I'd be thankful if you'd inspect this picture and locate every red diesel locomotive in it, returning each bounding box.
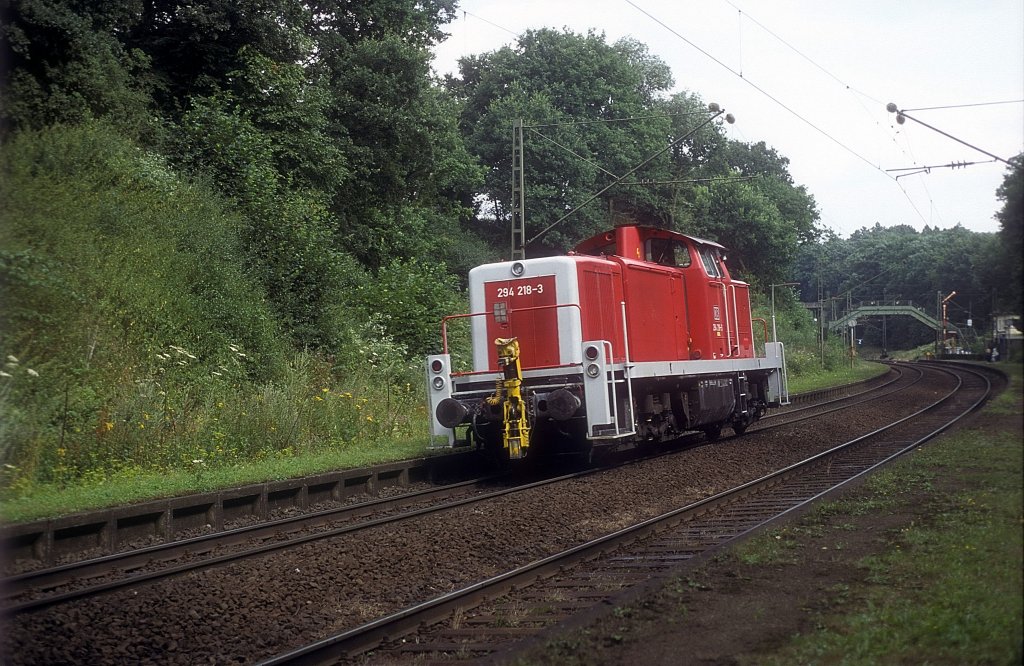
[425,224,789,460]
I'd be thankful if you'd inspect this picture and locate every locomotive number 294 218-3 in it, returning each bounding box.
[495,283,545,298]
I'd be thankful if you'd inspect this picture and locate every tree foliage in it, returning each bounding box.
[994,154,1023,313]
[450,28,819,279]
[794,223,1003,349]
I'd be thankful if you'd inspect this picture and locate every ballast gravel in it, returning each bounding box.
[4,375,951,664]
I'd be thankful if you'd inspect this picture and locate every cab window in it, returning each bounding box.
[645,238,692,268]
[699,247,722,278]
[582,242,616,257]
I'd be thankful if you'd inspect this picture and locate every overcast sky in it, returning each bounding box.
[430,0,1024,238]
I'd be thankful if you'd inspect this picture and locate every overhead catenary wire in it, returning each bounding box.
[722,0,886,107]
[886,158,999,180]
[524,110,709,129]
[902,100,1024,113]
[527,107,732,245]
[458,10,519,37]
[624,0,931,225]
[623,1,892,177]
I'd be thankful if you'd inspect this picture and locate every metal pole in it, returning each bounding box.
[770,282,799,344]
[511,119,526,260]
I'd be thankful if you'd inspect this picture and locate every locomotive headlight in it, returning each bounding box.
[511,261,525,276]
[584,345,600,361]
[430,359,444,373]
[586,363,601,379]
[431,376,445,390]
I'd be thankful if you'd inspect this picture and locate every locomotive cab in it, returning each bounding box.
[426,225,788,461]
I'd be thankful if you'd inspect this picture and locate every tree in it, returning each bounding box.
[994,154,1023,312]
[452,28,677,253]
[0,0,153,135]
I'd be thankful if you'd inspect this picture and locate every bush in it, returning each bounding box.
[0,122,446,499]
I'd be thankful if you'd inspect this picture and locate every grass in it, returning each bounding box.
[786,358,890,394]
[0,434,435,523]
[756,360,1024,665]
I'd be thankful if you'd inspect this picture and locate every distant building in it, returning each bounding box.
[992,314,1022,361]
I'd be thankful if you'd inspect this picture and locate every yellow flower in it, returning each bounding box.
[322,387,330,393]
[366,415,374,422]
[314,396,323,401]
[104,421,115,431]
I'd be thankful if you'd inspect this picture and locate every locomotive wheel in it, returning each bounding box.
[731,415,753,435]
[702,423,723,441]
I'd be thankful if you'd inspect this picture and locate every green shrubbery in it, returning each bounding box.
[750,287,852,377]
[0,122,446,500]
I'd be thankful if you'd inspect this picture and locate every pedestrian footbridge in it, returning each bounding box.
[828,304,958,336]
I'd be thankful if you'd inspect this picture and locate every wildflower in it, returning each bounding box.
[6,355,18,364]
[314,396,323,402]
[366,415,374,422]
[26,368,39,377]
[322,387,329,393]
[104,422,115,431]
[0,371,11,378]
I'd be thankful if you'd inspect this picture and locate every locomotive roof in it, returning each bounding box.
[574,225,727,254]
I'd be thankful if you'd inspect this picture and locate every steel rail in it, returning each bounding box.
[256,363,991,664]
[4,467,604,615]
[4,442,696,616]
[752,362,919,430]
[2,474,502,602]
[2,363,915,611]
[2,364,895,573]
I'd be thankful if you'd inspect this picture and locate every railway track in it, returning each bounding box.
[257,362,995,665]
[1,366,898,577]
[1,366,907,613]
[2,362,999,663]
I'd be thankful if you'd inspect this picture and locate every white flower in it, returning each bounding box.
[0,371,11,378]
[26,368,39,377]
[6,355,18,364]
